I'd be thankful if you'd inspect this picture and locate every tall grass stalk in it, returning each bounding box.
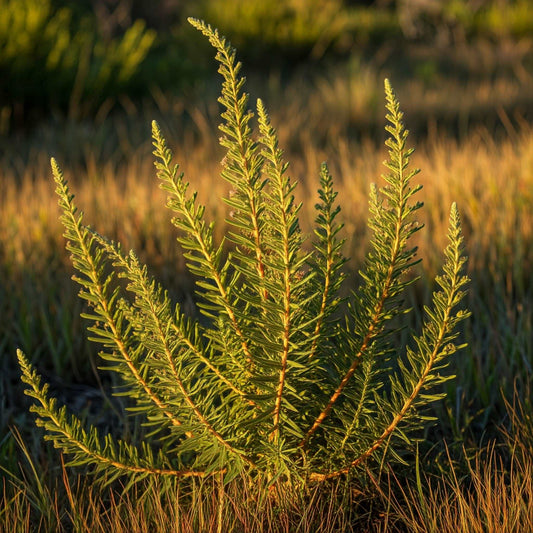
[0,462,381,532]
[387,441,533,532]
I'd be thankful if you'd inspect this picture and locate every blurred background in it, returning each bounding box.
[1,0,533,474]
[2,0,533,135]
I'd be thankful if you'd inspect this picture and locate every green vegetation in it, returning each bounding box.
[18,18,469,489]
[2,0,533,130]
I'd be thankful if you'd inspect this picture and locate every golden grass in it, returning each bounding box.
[0,462,369,532]
[2,111,532,283]
[385,446,533,532]
[386,397,533,533]
[3,410,533,532]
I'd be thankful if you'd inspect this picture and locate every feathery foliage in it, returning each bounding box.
[18,18,469,487]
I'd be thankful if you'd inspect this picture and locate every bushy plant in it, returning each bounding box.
[17,18,469,487]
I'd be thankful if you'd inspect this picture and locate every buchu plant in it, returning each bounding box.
[18,18,469,487]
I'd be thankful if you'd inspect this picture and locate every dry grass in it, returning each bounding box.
[2,399,532,532]
[386,447,533,532]
[385,392,533,533]
[0,460,376,532]
[3,110,532,277]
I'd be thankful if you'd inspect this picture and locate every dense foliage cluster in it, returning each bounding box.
[18,19,469,487]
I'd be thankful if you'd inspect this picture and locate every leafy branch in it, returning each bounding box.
[18,19,469,488]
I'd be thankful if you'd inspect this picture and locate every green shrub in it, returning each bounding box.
[196,0,347,59]
[0,0,155,122]
[17,19,469,487]
[193,0,402,61]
